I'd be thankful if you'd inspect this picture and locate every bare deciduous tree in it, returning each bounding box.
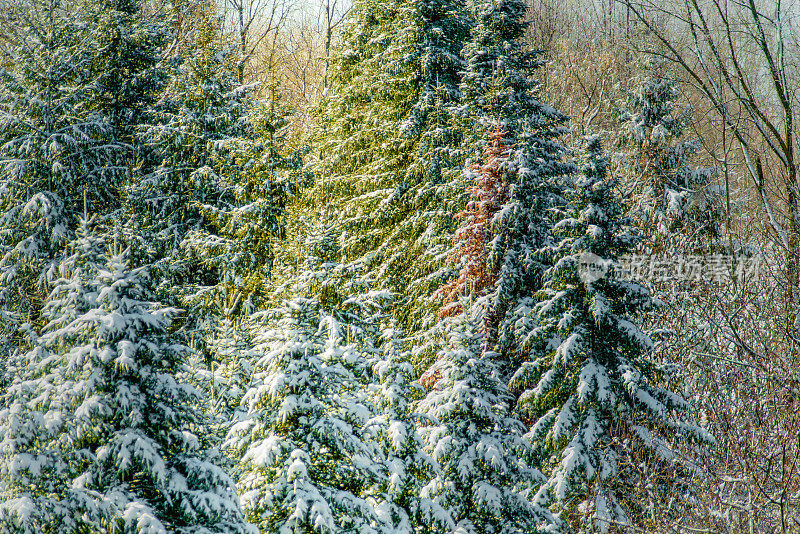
[222,0,294,83]
[622,0,800,308]
[617,2,800,531]
[317,0,350,91]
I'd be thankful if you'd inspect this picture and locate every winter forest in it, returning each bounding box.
[0,0,798,531]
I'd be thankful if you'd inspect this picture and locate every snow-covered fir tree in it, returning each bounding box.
[418,310,560,534]
[512,136,714,532]
[38,215,107,342]
[128,1,298,402]
[0,0,129,340]
[182,97,299,316]
[182,314,253,461]
[0,214,105,404]
[226,305,384,533]
[0,230,253,533]
[454,0,572,371]
[459,0,559,152]
[177,95,298,430]
[85,0,167,148]
[131,0,254,296]
[0,218,110,531]
[205,316,253,414]
[368,325,453,533]
[618,57,722,253]
[226,224,393,533]
[311,0,471,345]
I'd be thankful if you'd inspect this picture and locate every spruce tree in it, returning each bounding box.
[181,313,253,464]
[0,0,166,366]
[131,0,253,294]
[459,0,562,153]
[0,230,253,533]
[226,224,390,533]
[454,0,571,370]
[0,0,126,335]
[418,312,560,534]
[310,0,471,343]
[0,217,106,533]
[177,97,298,431]
[181,98,298,316]
[618,57,722,253]
[512,136,713,532]
[85,0,167,148]
[368,326,453,533]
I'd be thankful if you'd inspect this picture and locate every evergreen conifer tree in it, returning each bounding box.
[453,0,571,370]
[226,224,391,533]
[618,58,722,253]
[182,98,299,316]
[177,98,298,427]
[130,1,299,383]
[368,325,453,533]
[0,0,166,365]
[131,0,254,293]
[0,0,126,336]
[0,230,253,533]
[310,0,471,342]
[181,314,253,462]
[86,0,167,148]
[512,136,713,531]
[418,312,560,534]
[459,0,560,153]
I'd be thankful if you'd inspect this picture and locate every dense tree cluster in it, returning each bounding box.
[2,0,749,532]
